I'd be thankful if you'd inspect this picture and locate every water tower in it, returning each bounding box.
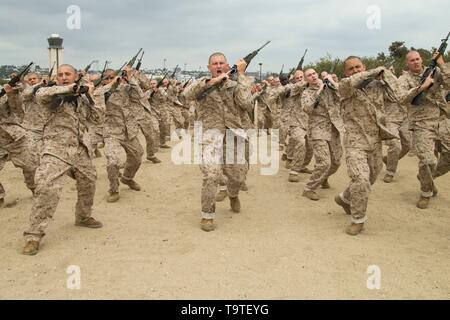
[47,34,64,77]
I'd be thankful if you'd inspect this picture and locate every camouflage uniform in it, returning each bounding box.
[302,81,343,191]
[398,63,450,197]
[104,77,144,194]
[148,87,170,145]
[184,74,253,219]
[166,80,185,132]
[383,71,411,178]
[0,90,38,195]
[285,81,313,175]
[22,83,48,157]
[435,99,450,178]
[23,84,102,242]
[337,67,398,224]
[132,73,160,159]
[252,88,272,130]
[266,85,285,144]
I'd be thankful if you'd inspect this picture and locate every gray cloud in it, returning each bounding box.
[0,0,449,73]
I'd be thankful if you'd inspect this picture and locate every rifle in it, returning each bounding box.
[279,64,284,77]
[197,40,271,101]
[296,49,308,71]
[93,61,109,87]
[446,92,450,103]
[0,62,34,98]
[72,61,96,105]
[182,77,193,89]
[150,71,170,98]
[120,48,143,77]
[411,31,450,106]
[135,51,145,71]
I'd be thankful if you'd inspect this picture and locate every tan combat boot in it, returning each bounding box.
[200,218,215,232]
[147,156,162,164]
[346,223,364,236]
[120,178,141,191]
[215,190,228,202]
[23,240,40,255]
[107,192,120,203]
[288,173,300,183]
[321,179,330,189]
[416,196,430,209]
[75,217,103,228]
[334,194,351,215]
[229,196,241,213]
[302,190,319,201]
[383,174,393,183]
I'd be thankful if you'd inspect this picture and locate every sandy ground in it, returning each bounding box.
[0,135,449,300]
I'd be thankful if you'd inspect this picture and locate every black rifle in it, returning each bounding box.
[150,71,170,98]
[182,77,193,89]
[0,62,34,97]
[120,48,143,77]
[279,64,284,77]
[93,61,109,87]
[135,51,145,71]
[411,31,450,106]
[296,49,308,71]
[197,41,271,101]
[446,92,450,103]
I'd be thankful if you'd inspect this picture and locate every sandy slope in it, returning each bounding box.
[0,136,449,299]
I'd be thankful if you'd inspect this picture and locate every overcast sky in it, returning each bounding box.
[0,0,449,73]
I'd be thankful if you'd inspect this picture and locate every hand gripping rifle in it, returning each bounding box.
[411,31,450,106]
[0,62,34,97]
[196,41,271,101]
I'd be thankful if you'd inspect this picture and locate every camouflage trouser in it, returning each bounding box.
[27,131,44,159]
[339,144,383,224]
[23,148,96,242]
[271,110,282,143]
[434,117,450,179]
[104,136,143,193]
[257,107,271,130]
[170,106,185,130]
[139,112,160,158]
[412,129,438,197]
[288,126,313,174]
[384,121,411,177]
[305,133,342,192]
[200,134,248,219]
[0,136,38,194]
[181,108,190,130]
[279,109,290,146]
[159,107,171,145]
[0,149,7,200]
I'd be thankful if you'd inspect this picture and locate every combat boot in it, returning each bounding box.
[0,198,4,208]
[302,190,319,201]
[75,217,103,228]
[383,174,393,183]
[240,181,248,191]
[335,194,351,215]
[23,240,40,255]
[107,192,120,203]
[200,218,215,232]
[147,156,162,164]
[120,178,141,191]
[230,196,241,213]
[281,153,287,161]
[288,173,300,183]
[346,223,364,236]
[215,190,228,202]
[321,179,330,189]
[416,196,430,209]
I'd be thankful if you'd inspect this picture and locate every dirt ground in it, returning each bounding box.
[0,135,449,300]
